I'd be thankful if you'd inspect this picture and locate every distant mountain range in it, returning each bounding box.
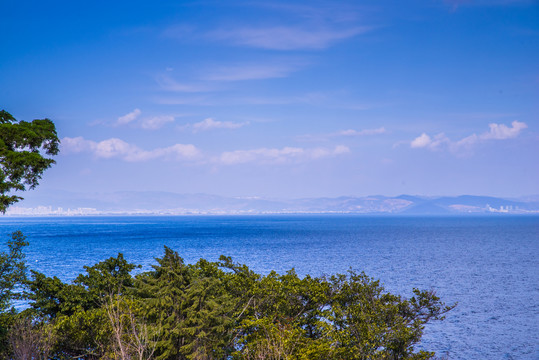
[5,191,539,216]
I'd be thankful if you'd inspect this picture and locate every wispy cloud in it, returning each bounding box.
[61,136,349,166]
[217,145,349,165]
[112,109,176,130]
[336,127,386,136]
[254,2,363,23]
[444,0,534,10]
[61,137,200,162]
[116,109,141,126]
[140,115,175,130]
[155,74,214,92]
[202,63,301,81]
[153,96,210,105]
[208,26,371,50]
[161,24,196,39]
[410,121,528,153]
[452,112,519,120]
[162,1,369,50]
[181,118,249,133]
[298,127,386,141]
[154,61,303,103]
[236,93,328,105]
[152,92,326,107]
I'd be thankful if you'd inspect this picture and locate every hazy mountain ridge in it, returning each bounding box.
[5,191,539,216]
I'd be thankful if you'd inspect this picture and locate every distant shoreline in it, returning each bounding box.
[8,193,539,217]
[2,212,539,218]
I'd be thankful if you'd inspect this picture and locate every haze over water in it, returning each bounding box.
[1,215,537,359]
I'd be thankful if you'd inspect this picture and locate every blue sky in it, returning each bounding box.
[1,0,538,199]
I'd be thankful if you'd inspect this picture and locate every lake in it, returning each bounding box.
[0,215,537,359]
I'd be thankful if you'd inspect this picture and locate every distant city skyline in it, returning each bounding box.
[1,0,538,200]
[5,190,539,216]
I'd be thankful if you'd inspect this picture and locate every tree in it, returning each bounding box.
[0,109,59,311]
[135,248,241,360]
[325,271,455,359]
[232,269,455,360]
[8,315,55,360]
[0,109,60,213]
[0,231,28,313]
[0,108,59,358]
[105,294,159,360]
[0,231,29,353]
[26,249,455,359]
[27,254,140,359]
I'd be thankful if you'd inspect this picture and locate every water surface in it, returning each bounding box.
[0,215,537,359]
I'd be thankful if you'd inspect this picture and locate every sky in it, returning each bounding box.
[1,0,538,200]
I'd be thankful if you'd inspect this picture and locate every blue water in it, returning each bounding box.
[0,215,537,359]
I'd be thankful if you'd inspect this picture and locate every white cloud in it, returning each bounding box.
[410,133,432,148]
[411,133,451,149]
[410,133,449,150]
[61,136,95,153]
[62,137,349,166]
[117,109,141,126]
[191,118,249,132]
[61,137,200,162]
[94,138,137,159]
[480,120,527,140]
[218,145,349,165]
[410,121,528,153]
[209,26,370,50]
[140,115,175,130]
[113,109,176,130]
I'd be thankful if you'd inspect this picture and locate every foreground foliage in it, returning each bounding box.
[0,245,455,360]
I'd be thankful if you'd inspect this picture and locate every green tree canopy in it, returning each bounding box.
[24,248,455,360]
[0,109,59,213]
